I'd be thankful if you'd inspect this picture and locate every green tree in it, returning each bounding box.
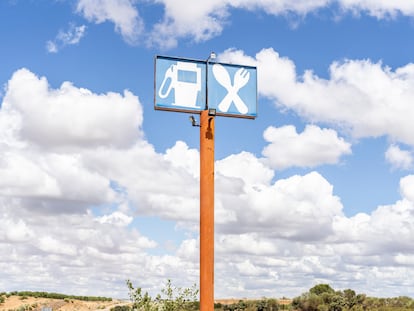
[309,284,335,296]
[328,294,346,311]
[292,293,322,311]
[256,298,279,311]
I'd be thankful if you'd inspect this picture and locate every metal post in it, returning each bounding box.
[200,109,215,311]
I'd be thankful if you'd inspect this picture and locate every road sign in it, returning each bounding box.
[207,62,257,119]
[154,55,257,118]
[155,56,206,113]
[154,54,257,311]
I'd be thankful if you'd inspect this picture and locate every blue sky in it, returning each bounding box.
[1,0,414,300]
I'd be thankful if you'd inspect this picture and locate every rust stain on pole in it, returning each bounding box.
[200,109,215,311]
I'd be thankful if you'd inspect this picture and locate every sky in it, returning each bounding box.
[1,0,414,300]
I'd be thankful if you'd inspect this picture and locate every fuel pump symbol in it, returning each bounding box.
[159,61,201,108]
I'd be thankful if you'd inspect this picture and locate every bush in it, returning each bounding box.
[111,306,132,311]
[127,279,199,311]
[292,284,414,311]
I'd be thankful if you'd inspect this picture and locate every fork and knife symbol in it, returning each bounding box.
[212,64,250,114]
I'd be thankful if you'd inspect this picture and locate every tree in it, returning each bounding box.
[292,293,322,311]
[309,284,335,296]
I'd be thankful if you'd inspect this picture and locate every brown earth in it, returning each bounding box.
[1,296,292,310]
[0,295,131,311]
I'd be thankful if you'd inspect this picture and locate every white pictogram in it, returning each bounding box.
[159,61,201,108]
[212,63,250,114]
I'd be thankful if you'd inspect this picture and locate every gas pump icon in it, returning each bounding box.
[159,61,201,108]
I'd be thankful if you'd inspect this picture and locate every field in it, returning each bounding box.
[0,295,130,311]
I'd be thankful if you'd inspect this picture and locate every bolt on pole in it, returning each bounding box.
[200,109,215,311]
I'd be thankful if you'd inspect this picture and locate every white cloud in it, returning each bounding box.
[2,67,414,298]
[219,48,414,147]
[339,0,414,18]
[400,175,414,202]
[216,151,274,187]
[3,68,143,149]
[262,125,351,169]
[76,0,143,45]
[146,1,414,49]
[164,141,199,178]
[44,1,414,50]
[217,233,278,256]
[1,217,33,242]
[149,0,227,49]
[148,0,331,49]
[46,24,86,53]
[333,198,414,256]
[385,144,413,170]
[230,0,331,15]
[213,173,414,297]
[215,170,344,242]
[95,211,133,227]
[0,201,160,297]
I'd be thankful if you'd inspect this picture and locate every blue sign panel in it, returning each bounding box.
[207,62,257,118]
[155,55,257,118]
[155,56,206,113]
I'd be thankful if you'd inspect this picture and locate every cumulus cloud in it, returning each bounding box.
[400,175,414,202]
[0,74,195,293]
[214,168,344,242]
[164,141,199,178]
[216,151,274,187]
[2,68,143,149]
[76,0,143,45]
[219,48,414,147]
[2,67,414,298]
[385,144,413,170]
[46,23,86,53]
[0,68,144,214]
[0,201,160,296]
[95,211,133,227]
[147,0,414,48]
[57,1,414,49]
[213,171,414,297]
[339,0,414,18]
[149,0,228,49]
[148,0,334,49]
[262,125,351,169]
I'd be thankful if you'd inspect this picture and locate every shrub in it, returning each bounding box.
[127,279,199,311]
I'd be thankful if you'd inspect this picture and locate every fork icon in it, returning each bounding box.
[212,64,250,114]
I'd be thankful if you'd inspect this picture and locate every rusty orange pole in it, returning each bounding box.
[200,109,215,311]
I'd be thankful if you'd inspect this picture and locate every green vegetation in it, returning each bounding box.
[218,298,280,311]
[125,279,199,311]
[112,306,132,311]
[3,290,112,302]
[292,284,414,311]
[3,283,413,311]
[122,281,414,311]
[125,280,281,311]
